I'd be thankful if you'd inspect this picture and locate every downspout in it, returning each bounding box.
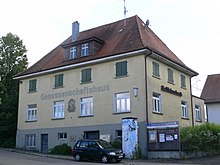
[145,51,153,123]
[190,77,195,126]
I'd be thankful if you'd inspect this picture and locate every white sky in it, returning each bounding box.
[1,0,220,96]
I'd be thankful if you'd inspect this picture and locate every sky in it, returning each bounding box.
[1,0,220,96]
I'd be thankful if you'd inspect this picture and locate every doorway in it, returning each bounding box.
[41,134,48,154]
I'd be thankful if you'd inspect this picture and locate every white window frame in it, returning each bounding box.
[80,97,93,116]
[195,105,201,121]
[152,92,162,113]
[58,132,67,140]
[69,46,76,59]
[53,101,64,119]
[26,134,36,147]
[181,101,188,118]
[115,92,131,113]
[81,43,89,56]
[26,104,37,121]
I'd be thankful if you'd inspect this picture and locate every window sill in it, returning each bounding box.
[113,111,131,115]
[28,90,37,94]
[80,81,93,85]
[52,117,65,120]
[196,119,202,123]
[152,75,161,80]
[152,111,163,115]
[181,86,187,90]
[115,75,129,79]
[54,86,64,89]
[181,117,189,120]
[167,81,175,85]
[79,115,94,118]
[25,120,37,123]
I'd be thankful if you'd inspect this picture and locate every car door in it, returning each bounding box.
[88,141,101,160]
[78,141,90,159]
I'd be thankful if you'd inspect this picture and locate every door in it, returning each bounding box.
[41,134,48,154]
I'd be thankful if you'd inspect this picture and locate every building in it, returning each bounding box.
[201,74,220,124]
[14,15,202,156]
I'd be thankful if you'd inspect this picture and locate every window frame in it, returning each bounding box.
[81,43,89,56]
[181,101,188,118]
[180,74,186,88]
[115,61,128,78]
[81,68,92,83]
[53,100,65,119]
[152,61,160,78]
[25,134,36,147]
[195,105,202,121]
[114,92,131,113]
[28,79,37,92]
[26,104,37,121]
[167,68,174,84]
[80,97,93,117]
[58,132,67,140]
[69,46,77,59]
[152,92,162,113]
[54,74,64,88]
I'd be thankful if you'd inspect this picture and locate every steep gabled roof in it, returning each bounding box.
[14,15,196,78]
[201,74,220,103]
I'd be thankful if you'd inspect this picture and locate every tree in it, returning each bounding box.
[0,33,28,147]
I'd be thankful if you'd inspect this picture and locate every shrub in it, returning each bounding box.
[112,138,122,149]
[49,143,72,156]
[181,123,220,153]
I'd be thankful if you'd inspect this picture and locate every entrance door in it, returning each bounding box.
[41,134,48,154]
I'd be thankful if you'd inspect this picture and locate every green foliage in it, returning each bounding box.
[181,123,220,152]
[131,145,142,159]
[49,143,72,156]
[0,33,28,148]
[112,138,122,149]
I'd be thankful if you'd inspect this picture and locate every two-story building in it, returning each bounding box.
[14,15,203,156]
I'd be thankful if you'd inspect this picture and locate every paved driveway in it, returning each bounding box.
[0,149,220,165]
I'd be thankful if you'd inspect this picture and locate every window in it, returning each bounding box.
[195,105,202,121]
[115,92,130,113]
[25,134,36,147]
[180,74,186,88]
[58,133,67,140]
[181,101,188,118]
[81,68,92,83]
[80,97,93,116]
[167,68,174,83]
[53,101,64,119]
[54,74,64,88]
[81,43,89,56]
[152,61,160,77]
[29,79,37,92]
[27,104,37,121]
[115,130,122,139]
[69,46,77,59]
[152,92,162,113]
[116,61,127,77]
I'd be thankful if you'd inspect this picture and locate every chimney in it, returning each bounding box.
[72,21,79,42]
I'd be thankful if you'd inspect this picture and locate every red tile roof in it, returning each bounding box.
[201,74,220,103]
[15,15,196,78]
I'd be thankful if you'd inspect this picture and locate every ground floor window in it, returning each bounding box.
[25,134,36,147]
[27,104,37,121]
[195,105,202,121]
[80,97,93,116]
[115,130,122,139]
[84,131,99,139]
[115,92,130,113]
[181,100,188,118]
[58,132,67,140]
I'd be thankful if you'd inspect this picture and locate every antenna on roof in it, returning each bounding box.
[123,0,128,28]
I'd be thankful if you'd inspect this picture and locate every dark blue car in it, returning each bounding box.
[72,139,124,163]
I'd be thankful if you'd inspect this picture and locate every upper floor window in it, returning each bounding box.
[81,43,89,56]
[181,100,188,118]
[80,97,93,116]
[152,92,162,113]
[180,74,186,88]
[53,101,64,119]
[26,104,37,121]
[195,105,202,121]
[81,68,92,83]
[152,61,160,78]
[69,46,77,59]
[29,79,37,92]
[116,61,127,77]
[25,134,36,147]
[167,68,174,83]
[54,74,64,88]
[115,92,130,113]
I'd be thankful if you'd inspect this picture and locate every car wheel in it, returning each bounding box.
[74,154,81,161]
[101,155,108,163]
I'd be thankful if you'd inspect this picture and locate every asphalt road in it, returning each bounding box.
[0,149,220,165]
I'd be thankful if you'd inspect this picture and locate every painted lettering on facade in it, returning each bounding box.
[161,85,182,97]
[41,84,110,100]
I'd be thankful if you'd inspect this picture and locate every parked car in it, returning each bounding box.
[72,139,124,163]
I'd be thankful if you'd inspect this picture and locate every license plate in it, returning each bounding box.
[118,155,123,158]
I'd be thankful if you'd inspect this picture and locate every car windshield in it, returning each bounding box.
[98,140,113,149]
